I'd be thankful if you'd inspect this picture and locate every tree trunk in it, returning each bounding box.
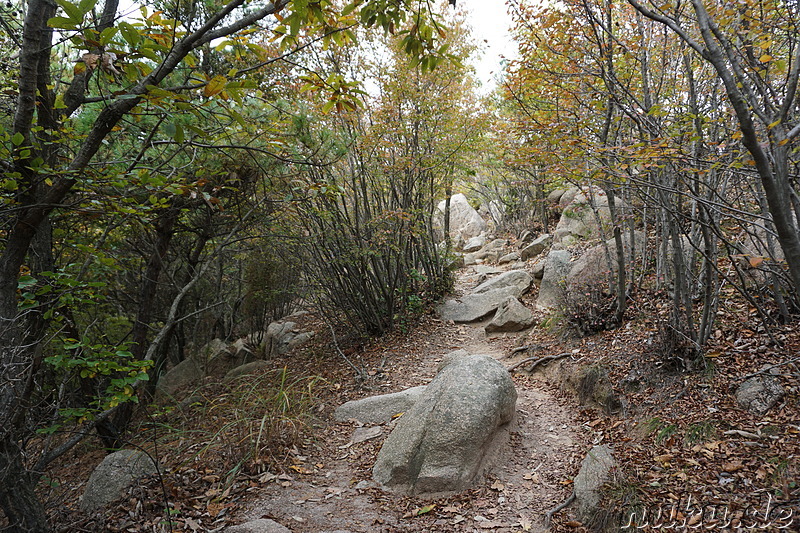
[0,438,50,532]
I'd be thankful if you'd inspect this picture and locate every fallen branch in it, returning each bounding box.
[508,352,571,373]
[545,491,576,527]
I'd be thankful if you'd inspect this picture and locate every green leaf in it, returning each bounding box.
[119,22,141,46]
[47,16,79,29]
[99,26,119,46]
[55,0,83,22]
[174,123,184,143]
[11,132,24,146]
[78,0,96,14]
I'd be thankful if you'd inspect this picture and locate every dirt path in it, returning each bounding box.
[235,266,589,533]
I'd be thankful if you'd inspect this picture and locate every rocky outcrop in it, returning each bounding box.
[485,296,534,333]
[373,354,516,497]
[463,235,487,253]
[81,450,159,512]
[565,232,644,289]
[554,187,628,246]
[334,386,427,425]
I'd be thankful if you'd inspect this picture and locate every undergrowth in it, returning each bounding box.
[144,367,320,481]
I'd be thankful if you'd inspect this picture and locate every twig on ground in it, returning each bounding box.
[736,356,800,381]
[545,491,576,527]
[508,352,571,373]
[325,320,366,382]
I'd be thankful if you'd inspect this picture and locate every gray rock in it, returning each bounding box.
[373,355,516,497]
[547,188,569,204]
[436,348,471,372]
[446,253,465,270]
[553,187,620,244]
[80,450,159,512]
[520,234,553,260]
[536,250,574,310]
[531,258,546,280]
[224,519,291,533]
[498,252,520,264]
[157,356,205,397]
[566,232,644,290]
[481,238,508,252]
[485,297,534,333]
[437,193,487,240]
[224,360,269,381]
[464,253,477,266]
[436,287,521,322]
[463,235,487,253]
[735,375,784,416]
[334,386,427,425]
[474,265,503,275]
[473,270,532,296]
[574,445,616,524]
[452,233,466,252]
[558,186,582,209]
[265,321,315,357]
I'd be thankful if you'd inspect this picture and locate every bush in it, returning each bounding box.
[561,283,619,337]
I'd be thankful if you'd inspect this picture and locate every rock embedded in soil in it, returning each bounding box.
[80,449,159,512]
[372,354,517,497]
[334,385,427,425]
[574,444,616,525]
[735,374,784,416]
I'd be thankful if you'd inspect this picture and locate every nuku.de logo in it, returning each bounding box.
[622,494,796,530]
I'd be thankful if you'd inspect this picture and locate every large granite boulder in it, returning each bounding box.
[373,354,517,497]
[436,193,487,240]
[334,386,427,425]
[473,270,532,296]
[437,270,533,322]
[536,250,574,310]
[81,449,159,512]
[485,296,534,333]
[436,288,521,322]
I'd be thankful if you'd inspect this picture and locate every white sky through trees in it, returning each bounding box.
[459,0,518,93]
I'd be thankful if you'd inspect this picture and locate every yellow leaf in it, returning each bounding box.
[778,139,790,146]
[416,504,435,515]
[759,54,773,63]
[203,75,226,97]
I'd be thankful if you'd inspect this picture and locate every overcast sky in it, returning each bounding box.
[458,0,518,93]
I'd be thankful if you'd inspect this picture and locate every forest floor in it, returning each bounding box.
[46,254,799,533]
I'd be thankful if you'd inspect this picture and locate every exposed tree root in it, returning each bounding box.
[507,352,571,373]
[544,491,576,527]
